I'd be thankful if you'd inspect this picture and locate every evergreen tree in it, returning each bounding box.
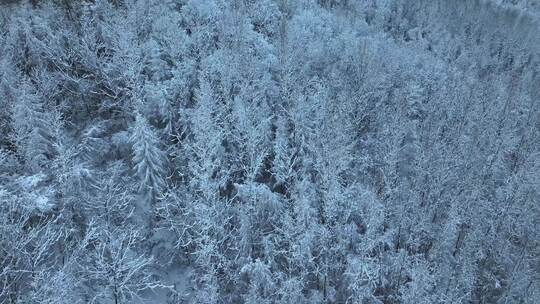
[130,113,167,203]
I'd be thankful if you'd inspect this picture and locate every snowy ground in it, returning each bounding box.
[136,266,192,304]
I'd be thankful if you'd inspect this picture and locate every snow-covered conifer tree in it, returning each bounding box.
[130,113,167,203]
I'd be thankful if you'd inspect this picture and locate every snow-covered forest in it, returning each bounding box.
[0,0,539,303]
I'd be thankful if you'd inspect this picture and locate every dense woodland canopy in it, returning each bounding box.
[0,0,539,303]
